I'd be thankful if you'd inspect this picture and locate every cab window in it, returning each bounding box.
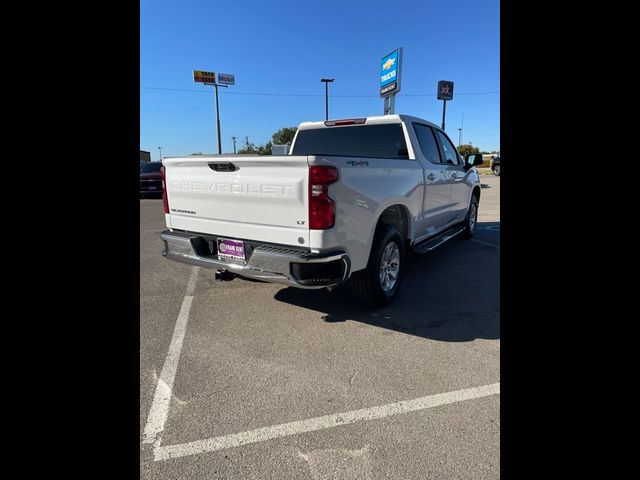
[412,123,442,164]
[434,130,461,165]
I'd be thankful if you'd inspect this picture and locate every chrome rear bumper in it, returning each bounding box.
[160,230,350,289]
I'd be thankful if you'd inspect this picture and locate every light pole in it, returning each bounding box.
[457,128,462,147]
[158,146,163,162]
[320,78,334,121]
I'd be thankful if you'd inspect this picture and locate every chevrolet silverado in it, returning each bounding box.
[160,114,483,306]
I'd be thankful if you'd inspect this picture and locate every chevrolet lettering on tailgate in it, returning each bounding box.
[169,181,295,196]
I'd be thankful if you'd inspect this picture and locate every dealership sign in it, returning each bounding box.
[380,48,402,97]
[437,80,454,100]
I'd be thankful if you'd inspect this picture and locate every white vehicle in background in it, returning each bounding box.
[160,114,483,306]
[270,144,290,155]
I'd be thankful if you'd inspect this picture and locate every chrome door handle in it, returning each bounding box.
[427,174,436,181]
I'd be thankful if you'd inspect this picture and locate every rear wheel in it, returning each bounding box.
[493,164,500,176]
[351,224,405,307]
[460,195,479,239]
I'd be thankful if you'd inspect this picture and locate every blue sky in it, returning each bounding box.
[141,0,499,159]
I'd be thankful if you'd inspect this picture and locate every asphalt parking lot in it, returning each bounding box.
[140,175,500,479]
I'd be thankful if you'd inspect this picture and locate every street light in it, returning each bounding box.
[457,128,462,147]
[158,146,163,162]
[320,78,334,121]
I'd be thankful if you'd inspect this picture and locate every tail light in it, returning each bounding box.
[160,166,169,214]
[309,166,338,229]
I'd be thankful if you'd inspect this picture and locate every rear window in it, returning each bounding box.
[291,124,409,159]
[140,163,162,173]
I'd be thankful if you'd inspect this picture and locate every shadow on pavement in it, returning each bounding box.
[274,222,500,342]
[475,221,500,235]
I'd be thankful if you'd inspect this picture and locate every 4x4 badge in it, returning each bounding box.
[347,160,369,167]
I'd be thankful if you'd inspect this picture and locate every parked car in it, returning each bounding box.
[140,161,163,196]
[160,114,483,306]
[491,154,500,176]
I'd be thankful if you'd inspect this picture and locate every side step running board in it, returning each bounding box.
[411,226,465,254]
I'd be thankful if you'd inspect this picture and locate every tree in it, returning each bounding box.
[237,142,260,154]
[457,144,480,157]
[271,127,297,146]
[237,141,273,155]
[258,141,273,155]
[191,152,203,155]
[236,127,297,157]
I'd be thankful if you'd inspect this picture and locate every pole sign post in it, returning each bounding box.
[193,70,235,155]
[380,48,402,115]
[437,80,454,130]
[193,70,216,84]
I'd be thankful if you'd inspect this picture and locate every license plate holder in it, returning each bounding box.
[217,238,245,261]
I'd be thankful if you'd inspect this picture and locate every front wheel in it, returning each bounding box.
[460,195,479,239]
[350,224,405,307]
[493,164,500,176]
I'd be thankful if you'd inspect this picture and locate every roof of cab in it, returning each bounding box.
[297,114,441,131]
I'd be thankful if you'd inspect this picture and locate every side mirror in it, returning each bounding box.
[466,154,484,167]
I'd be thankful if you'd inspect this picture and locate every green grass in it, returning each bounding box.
[477,167,496,176]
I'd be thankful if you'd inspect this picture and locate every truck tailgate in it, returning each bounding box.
[163,155,310,247]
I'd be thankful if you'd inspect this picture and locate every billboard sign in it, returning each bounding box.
[217,73,235,85]
[437,80,454,100]
[193,70,216,84]
[380,48,402,97]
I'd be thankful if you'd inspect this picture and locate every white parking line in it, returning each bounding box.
[471,238,500,249]
[153,382,500,461]
[143,266,199,446]
[185,265,198,296]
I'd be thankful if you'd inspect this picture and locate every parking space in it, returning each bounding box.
[140,177,500,479]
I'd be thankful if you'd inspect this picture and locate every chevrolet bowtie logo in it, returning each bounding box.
[382,58,395,70]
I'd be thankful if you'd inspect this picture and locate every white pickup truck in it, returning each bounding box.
[160,114,483,306]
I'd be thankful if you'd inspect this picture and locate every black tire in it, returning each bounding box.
[350,224,405,307]
[460,194,479,239]
[493,164,500,176]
